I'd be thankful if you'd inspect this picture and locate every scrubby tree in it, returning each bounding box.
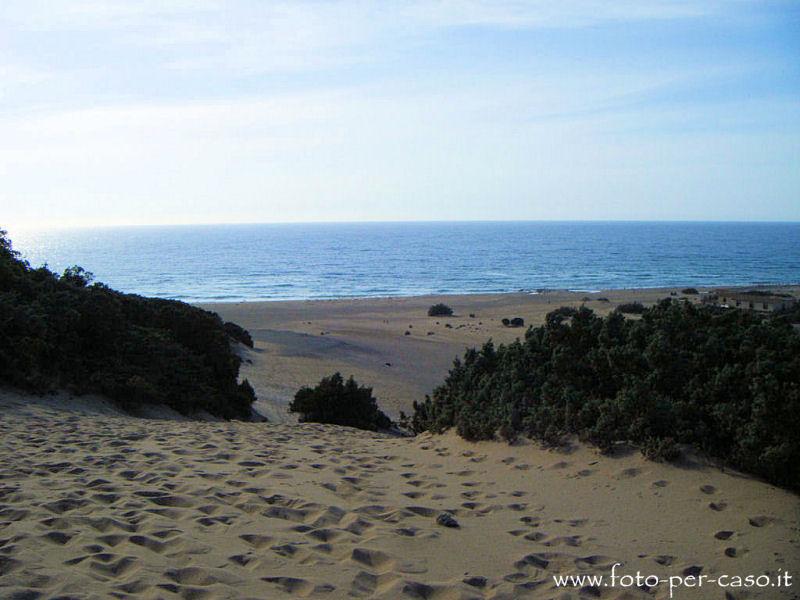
[428,303,454,317]
[290,373,391,431]
[616,302,645,314]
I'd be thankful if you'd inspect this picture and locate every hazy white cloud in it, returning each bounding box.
[402,0,726,29]
[0,0,797,225]
[0,0,222,31]
[3,76,796,227]
[1,0,737,76]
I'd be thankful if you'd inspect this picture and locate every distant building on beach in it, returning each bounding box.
[702,289,798,312]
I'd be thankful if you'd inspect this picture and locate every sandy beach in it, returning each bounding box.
[203,287,800,421]
[1,390,798,599]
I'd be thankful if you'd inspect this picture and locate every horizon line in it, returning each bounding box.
[6,218,800,232]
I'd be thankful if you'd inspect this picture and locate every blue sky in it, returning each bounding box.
[1,0,798,227]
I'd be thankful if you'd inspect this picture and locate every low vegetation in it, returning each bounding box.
[681,287,699,295]
[0,230,256,419]
[406,300,800,489]
[501,317,525,327]
[775,302,800,325]
[743,289,793,298]
[290,373,391,431]
[427,303,454,317]
[616,301,645,314]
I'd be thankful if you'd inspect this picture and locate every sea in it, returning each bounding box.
[6,222,800,303]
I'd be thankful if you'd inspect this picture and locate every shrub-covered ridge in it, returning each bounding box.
[406,301,800,489]
[0,230,256,419]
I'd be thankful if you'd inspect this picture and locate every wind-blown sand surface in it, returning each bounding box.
[1,391,797,599]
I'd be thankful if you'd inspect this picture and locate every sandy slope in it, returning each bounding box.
[1,391,797,599]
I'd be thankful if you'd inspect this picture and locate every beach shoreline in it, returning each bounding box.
[202,285,799,421]
[194,282,800,305]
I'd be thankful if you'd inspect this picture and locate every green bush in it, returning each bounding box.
[616,302,645,314]
[681,288,699,295]
[0,229,256,419]
[290,373,391,431]
[408,300,800,489]
[501,317,524,327]
[428,303,454,317]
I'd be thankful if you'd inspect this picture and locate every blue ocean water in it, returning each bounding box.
[7,222,800,303]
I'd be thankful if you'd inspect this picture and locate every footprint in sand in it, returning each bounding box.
[239,533,273,549]
[748,515,776,528]
[263,576,323,597]
[228,553,257,567]
[41,531,74,545]
[617,467,641,479]
[680,565,703,578]
[514,552,552,571]
[544,535,582,548]
[166,566,217,586]
[574,555,615,570]
[351,547,395,570]
[402,491,425,499]
[350,571,398,597]
[89,555,140,578]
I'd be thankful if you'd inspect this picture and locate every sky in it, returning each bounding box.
[1,0,798,228]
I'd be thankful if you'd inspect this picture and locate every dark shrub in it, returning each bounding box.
[224,321,254,348]
[681,288,699,295]
[0,229,256,420]
[743,289,792,297]
[409,300,800,489]
[616,302,645,314]
[290,373,391,431]
[428,303,454,317]
[774,302,800,324]
[501,317,524,327]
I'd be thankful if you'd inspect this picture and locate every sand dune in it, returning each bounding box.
[1,390,797,599]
